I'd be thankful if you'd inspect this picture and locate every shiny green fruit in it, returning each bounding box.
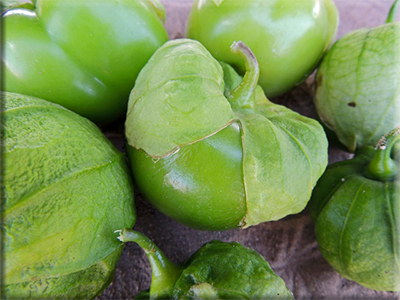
[186,0,338,97]
[127,122,246,230]
[2,0,168,124]
[2,92,136,298]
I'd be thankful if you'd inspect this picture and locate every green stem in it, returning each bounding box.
[366,127,400,181]
[117,228,184,299]
[227,41,260,111]
[386,0,399,23]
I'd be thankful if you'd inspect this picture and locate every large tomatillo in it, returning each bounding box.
[313,0,400,152]
[186,0,339,98]
[309,127,400,292]
[2,0,168,124]
[125,39,328,231]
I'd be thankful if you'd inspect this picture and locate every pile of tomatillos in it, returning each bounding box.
[2,0,399,298]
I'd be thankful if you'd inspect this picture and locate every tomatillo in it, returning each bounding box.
[125,39,328,231]
[314,0,400,152]
[117,228,295,299]
[2,0,168,124]
[2,92,136,298]
[308,127,400,291]
[186,0,339,98]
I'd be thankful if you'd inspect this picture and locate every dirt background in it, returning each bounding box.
[97,0,400,299]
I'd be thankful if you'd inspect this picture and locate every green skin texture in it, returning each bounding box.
[186,0,339,98]
[2,0,168,124]
[125,39,328,231]
[2,92,136,298]
[308,129,400,291]
[314,19,400,152]
[117,229,295,299]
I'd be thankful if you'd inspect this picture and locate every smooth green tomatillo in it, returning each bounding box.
[2,0,168,124]
[2,92,136,298]
[125,39,328,230]
[186,0,339,98]
[117,228,295,299]
[308,127,400,292]
[314,0,400,152]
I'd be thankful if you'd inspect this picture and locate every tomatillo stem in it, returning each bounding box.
[116,228,183,299]
[366,127,400,181]
[386,0,399,23]
[227,41,260,111]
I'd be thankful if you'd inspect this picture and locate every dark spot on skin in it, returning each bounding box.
[316,74,323,88]
[348,102,356,107]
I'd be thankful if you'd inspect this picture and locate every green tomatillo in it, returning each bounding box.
[125,39,328,231]
[186,0,339,98]
[116,228,295,299]
[2,92,136,298]
[314,0,400,152]
[2,0,168,124]
[308,127,400,291]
